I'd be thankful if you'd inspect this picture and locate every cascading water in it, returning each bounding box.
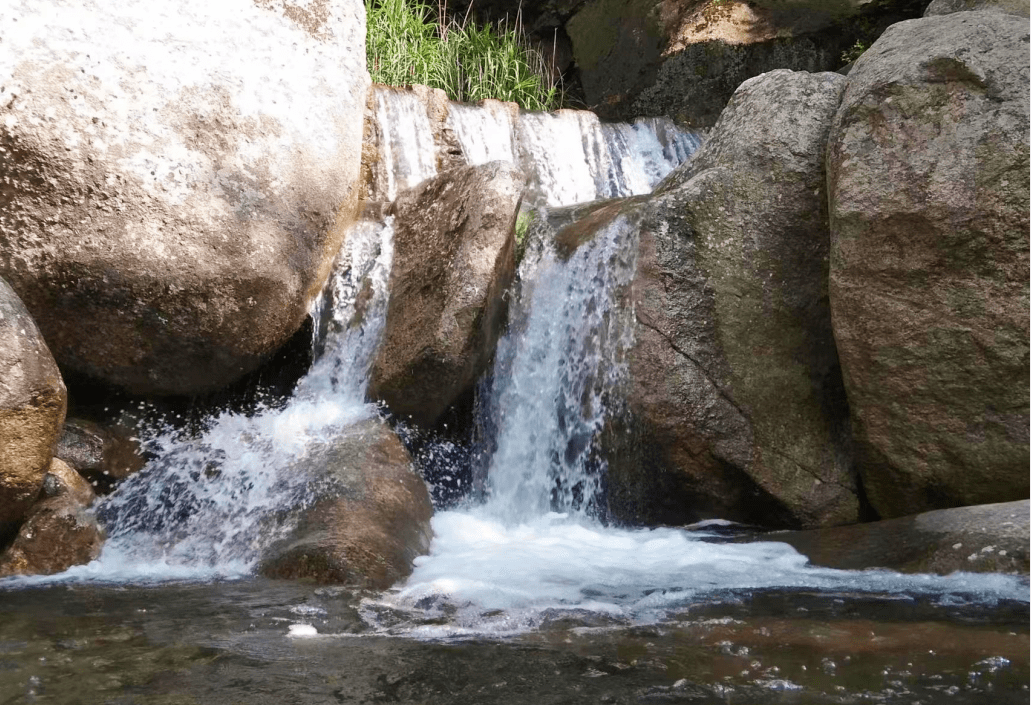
[33,219,396,583]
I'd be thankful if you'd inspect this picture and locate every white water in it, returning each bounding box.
[371,87,702,208]
[12,219,395,584]
[4,96,1026,630]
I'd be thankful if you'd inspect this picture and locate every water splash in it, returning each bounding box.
[81,219,395,581]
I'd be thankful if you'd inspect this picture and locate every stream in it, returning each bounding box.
[0,91,1027,704]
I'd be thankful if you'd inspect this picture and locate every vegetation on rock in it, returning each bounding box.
[366,0,563,110]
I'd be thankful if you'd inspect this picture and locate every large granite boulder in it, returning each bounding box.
[258,420,433,589]
[607,70,857,529]
[0,0,369,395]
[0,276,67,533]
[754,500,1029,575]
[368,162,524,428]
[826,12,1030,518]
[0,458,103,577]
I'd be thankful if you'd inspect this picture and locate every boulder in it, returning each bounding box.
[368,162,524,428]
[826,13,1030,518]
[753,500,1030,575]
[0,276,67,533]
[607,70,858,529]
[0,458,103,577]
[925,0,1030,16]
[0,0,369,395]
[258,420,433,588]
[55,418,146,492]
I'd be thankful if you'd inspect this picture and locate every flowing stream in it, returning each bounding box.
[1,95,1027,704]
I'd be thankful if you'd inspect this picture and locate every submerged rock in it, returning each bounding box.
[0,458,103,577]
[369,161,524,428]
[0,0,368,396]
[258,420,433,589]
[0,276,67,533]
[607,70,858,529]
[827,12,1030,518]
[756,500,1030,575]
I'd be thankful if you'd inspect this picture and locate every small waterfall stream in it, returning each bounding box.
[3,93,1025,637]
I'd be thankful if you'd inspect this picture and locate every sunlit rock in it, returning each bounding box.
[0,458,103,577]
[0,276,66,533]
[0,0,369,395]
[608,70,858,529]
[368,161,525,429]
[826,12,1030,518]
[755,500,1030,575]
[258,419,433,589]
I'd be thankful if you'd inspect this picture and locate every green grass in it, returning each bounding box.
[366,0,562,111]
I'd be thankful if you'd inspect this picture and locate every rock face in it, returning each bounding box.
[608,70,857,529]
[925,0,1030,16]
[0,458,103,577]
[0,276,67,533]
[55,418,146,491]
[826,13,1030,518]
[258,420,433,588]
[368,162,524,428]
[756,500,1030,575]
[564,0,922,126]
[0,0,369,396]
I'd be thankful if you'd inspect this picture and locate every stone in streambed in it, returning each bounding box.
[0,276,67,533]
[924,0,1029,16]
[369,161,525,429]
[258,420,433,589]
[55,418,146,491]
[0,458,103,577]
[0,0,368,396]
[607,70,858,529]
[826,12,1030,518]
[751,500,1030,575]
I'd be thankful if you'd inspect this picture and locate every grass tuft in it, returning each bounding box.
[366,0,562,111]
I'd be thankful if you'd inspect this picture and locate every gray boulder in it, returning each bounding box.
[608,70,858,529]
[0,0,368,395]
[0,276,66,532]
[925,0,1030,16]
[369,162,524,428]
[258,420,433,589]
[756,500,1029,575]
[826,12,1030,518]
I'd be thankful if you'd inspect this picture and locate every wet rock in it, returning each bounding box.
[826,12,1030,518]
[0,0,368,396]
[258,419,433,588]
[608,70,858,529]
[369,161,524,428]
[55,418,146,491]
[0,458,103,577]
[925,0,1029,16]
[0,276,67,533]
[756,500,1030,575]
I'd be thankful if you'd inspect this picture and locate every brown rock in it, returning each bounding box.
[258,419,433,588]
[0,0,368,396]
[826,12,1030,518]
[0,458,103,577]
[55,418,146,490]
[608,70,857,529]
[752,500,1030,575]
[0,276,67,532]
[369,161,525,428]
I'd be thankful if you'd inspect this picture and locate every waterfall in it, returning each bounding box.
[370,87,702,208]
[75,220,394,581]
[480,210,641,522]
